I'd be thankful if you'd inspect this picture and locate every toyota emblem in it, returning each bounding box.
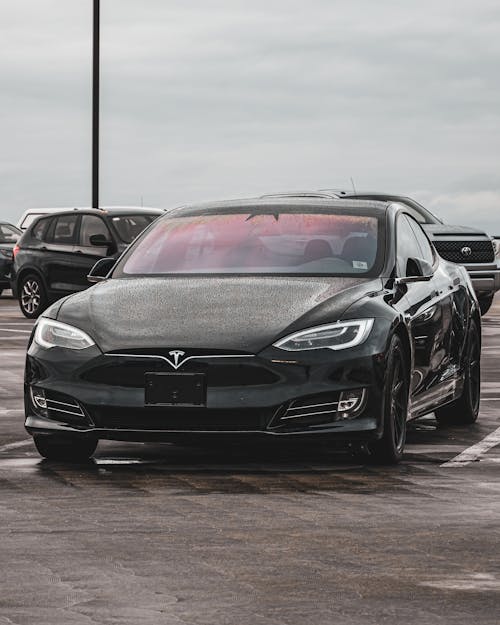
[461,246,472,257]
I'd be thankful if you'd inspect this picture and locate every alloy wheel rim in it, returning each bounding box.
[21,280,40,314]
[391,355,407,452]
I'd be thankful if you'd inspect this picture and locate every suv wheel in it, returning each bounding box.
[33,435,98,461]
[19,274,47,318]
[478,293,494,316]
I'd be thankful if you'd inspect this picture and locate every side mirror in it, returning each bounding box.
[396,258,433,285]
[87,257,116,283]
[89,233,113,247]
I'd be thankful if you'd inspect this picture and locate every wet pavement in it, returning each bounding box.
[0,294,499,624]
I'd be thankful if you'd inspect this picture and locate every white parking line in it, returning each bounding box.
[441,426,500,467]
[0,439,33,453]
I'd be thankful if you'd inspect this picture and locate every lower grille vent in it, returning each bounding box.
[270,392,340,429]
[45,391,88,425]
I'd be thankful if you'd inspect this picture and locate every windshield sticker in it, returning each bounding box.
[352,260,368,270]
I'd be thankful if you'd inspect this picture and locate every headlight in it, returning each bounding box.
[0,248,13,259]
[34,318,96,350]
[273,319,374,352]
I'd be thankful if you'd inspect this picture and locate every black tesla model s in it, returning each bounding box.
[24,198,481,464]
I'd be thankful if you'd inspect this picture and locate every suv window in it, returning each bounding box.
[80,215,111,247]
[396,215,425,276]
[32,217,51,242]
[50,215,79,245]
[407,217,435,265]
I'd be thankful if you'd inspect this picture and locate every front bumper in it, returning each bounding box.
[24,338,388,443]
[463,263,500,294]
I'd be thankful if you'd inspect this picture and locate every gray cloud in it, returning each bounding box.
[1,0,499,233]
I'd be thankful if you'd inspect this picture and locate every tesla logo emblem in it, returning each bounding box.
[168,350,186,369]
[461,246,472,257]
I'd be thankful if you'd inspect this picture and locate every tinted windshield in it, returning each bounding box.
[117,209,383,276]
[111,214,157,243]
[0,223,21,244]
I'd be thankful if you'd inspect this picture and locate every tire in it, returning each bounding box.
[18,273,47,318]
[367,336,409,464]
[435,320,480,425]
[33,435,98,462]
[478,293,494,316]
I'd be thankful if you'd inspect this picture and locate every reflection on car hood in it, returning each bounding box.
[56,276,380,353]
[422,224,489,237]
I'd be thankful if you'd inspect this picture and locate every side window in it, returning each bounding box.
[32,217,51,242]
[51,215,79,245]
[407,218,435,265]
[396,215,424,276]
[79,215,111,247]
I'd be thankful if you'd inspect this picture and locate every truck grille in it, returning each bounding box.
[433,240,494,264]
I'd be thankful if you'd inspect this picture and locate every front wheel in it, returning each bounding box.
[33,435,98,461]
[435,320,480,425]
[368,336,409,464]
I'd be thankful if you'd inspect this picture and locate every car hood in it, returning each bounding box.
[422,224,488,237]
[55,276,381,353]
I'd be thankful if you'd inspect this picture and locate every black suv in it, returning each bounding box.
[11,207,163,317]
[0,222,22,296]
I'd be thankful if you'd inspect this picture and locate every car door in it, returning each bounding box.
[71,214,116,289]
[396,214,454,396]
[43,214,81,295]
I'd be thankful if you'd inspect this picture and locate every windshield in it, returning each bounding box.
[111,214,158,243]
[0,223,21,244]
[116,209,383,277]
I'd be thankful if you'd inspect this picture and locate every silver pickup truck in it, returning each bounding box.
[325,191,500,315]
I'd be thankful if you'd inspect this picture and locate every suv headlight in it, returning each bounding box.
[34,318,96,350]
[273,319,374,352]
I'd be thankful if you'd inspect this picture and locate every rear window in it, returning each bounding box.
[32,217,51,242]
[116,209,383,277]
[0,223,21,244]
[111,215,156,244]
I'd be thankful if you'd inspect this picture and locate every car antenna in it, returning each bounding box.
[350,177,357,194]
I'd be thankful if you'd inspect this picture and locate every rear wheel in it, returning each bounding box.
[478,293,494,316]
[368,336,409,464]
[33,435,98,461]
[19,273,47,318]
[435,320,480,425]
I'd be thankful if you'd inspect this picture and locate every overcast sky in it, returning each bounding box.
[1,1,499,232]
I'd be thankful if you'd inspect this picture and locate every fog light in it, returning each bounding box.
[30,387,48,416]
[337,389,367,420]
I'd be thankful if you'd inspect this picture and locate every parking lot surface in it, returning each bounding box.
[0,294,499,625]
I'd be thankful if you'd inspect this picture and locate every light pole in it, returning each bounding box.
[92,0,100,208]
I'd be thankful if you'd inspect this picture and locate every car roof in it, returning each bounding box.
[169,196,390,217]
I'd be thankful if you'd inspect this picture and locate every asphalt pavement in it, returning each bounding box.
[0,293,499,625]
